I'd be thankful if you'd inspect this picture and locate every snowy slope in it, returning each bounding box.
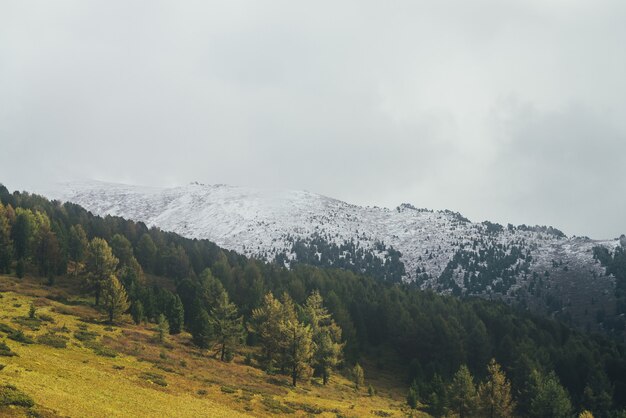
[42,180,620,299]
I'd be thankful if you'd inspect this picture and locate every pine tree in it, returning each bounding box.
[478,359,515,418]
[101,275,130,324]
[527,370,572,418]
[304,291,344,384]
[168,295,185,334]
[209,292,244,361]
[85,238,118,306]
[450,365,478,418]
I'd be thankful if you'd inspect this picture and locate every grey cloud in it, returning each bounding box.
[1,0,625,237]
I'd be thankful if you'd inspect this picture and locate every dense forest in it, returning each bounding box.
[1,184,626,417]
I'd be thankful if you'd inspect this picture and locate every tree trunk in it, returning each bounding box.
[292,366,297,387]
[323,371,328,385]
[220,341,225,361]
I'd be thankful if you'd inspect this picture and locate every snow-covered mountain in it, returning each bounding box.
[41,180,622,331]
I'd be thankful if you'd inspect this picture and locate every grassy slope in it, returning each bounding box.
[0,275,425,417]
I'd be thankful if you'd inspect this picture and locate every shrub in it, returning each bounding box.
[0,323,16,334]
[8,330,34,344]
[141,372,167,387]
[0,341,16,357]
[0,384,34,407]
[37,332,68,348]
[220,386,237,394]
[74,329,99,342]
[85,341,117,357]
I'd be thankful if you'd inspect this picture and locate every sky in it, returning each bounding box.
[1,1,625,238]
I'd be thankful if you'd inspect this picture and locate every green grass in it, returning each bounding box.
[0,274,421,417]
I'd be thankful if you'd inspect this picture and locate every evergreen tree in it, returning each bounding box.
[449,365,478,418]
[136,233,157,273]
[34,223,61,278]
[131,300,145,324]
[11,209,33,260]
[167,295,185,334]
[250,292,284,370]
[157,313,169,343]
[67,224,88,262]
[281,308,314,386]
[407,380,419,408]
[101,275,130,324]
[85,238,118,306]
[209,292,244,361]
[0,203,13,274]
[304,291,343,384]
[528,370,572,418]
[352,363,365,390]
[190,306,213,348]
[110,234,134,266]
[478,359,515,418]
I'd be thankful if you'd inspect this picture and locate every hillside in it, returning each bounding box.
[0,274,411,417]
[41,180,622,333]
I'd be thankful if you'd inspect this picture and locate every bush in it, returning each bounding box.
[73,329,99,342]
[0,384,34,407]
[220,385,237,394]
[37,332,68,348]
[0,323,16,334]
[85,341,117,357]
[0,341,16,357]
[8,330,34,344]
[141,372,167,387]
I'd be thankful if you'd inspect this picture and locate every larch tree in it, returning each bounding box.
[449,364,478,418]
[167,295,185,334]
[304,290,343,384]
[101,275,130,324]
[250,292,284,370]
[352,363,365,390]
[279,295,314,387]
[209,291,244,361]
[478,359,516,418]
[85,237,118,306]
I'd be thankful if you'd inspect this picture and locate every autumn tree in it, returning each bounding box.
[478,359,515,418]
[279,293,313,386]
[250,292,284,370]
[85,238,118,306]
[449,365,478,418]
[209,292,244,361]
[304,291,343,384]
[101,275,130,323]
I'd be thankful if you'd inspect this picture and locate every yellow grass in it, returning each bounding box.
[0,275,429,417]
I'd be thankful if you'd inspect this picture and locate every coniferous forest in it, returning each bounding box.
[1,184,626,417]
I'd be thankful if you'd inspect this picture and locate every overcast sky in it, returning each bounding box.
[1,1,625,238]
